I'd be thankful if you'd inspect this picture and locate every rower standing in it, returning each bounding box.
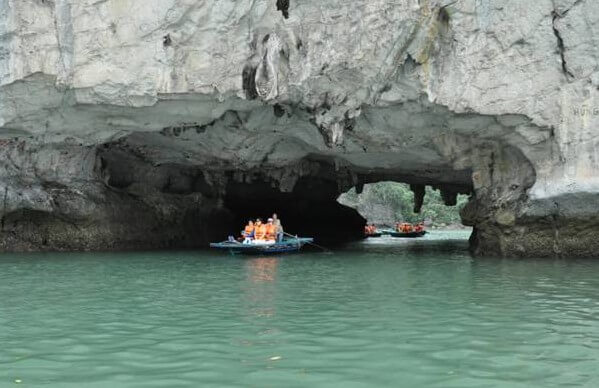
[273,213,284,242]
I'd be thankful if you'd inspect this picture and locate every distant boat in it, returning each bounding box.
[364,232,383,238]
[386,230,427,238]
[210,237,314,255]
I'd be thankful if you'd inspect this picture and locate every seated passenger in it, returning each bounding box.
[264,218,277,243]
[242,220,255,244]
[399,223,413,233]
[254,219,265,240]
[251,219,272,245]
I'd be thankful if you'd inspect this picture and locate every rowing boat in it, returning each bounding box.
[210,237,314,255]
[386,230,427,238]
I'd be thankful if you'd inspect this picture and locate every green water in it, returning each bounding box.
[1,231,599,387]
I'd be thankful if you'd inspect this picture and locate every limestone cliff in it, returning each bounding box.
[1,0,598,256]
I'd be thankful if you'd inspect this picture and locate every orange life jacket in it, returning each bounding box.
[399,223,413,233]
[244,225,254,237]
[254,224,267,240]
[265,224,277,240]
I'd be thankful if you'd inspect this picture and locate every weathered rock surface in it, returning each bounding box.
[1,0,598,256]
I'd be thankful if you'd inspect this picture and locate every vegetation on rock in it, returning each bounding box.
[338,182,469,227]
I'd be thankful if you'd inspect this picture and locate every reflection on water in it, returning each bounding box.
[244,257,279,319]
[1,231,599,387]
[246,257,278,283]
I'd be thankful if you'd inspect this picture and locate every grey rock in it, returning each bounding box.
[1,0,598,256]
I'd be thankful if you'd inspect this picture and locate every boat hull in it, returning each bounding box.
[387,231,427,238]
[210,238,314,255]
[364,233,383,238]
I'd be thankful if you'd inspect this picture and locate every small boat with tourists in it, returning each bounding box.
[387,230,427,238]
[384,222,427,238]
[210,214,315,255]
[210,236,314,255]
[364,224,382,238]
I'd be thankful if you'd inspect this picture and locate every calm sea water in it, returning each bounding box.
[1,231,599,387]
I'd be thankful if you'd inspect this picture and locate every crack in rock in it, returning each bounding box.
[551,10,574,79]
[276,0,289,19]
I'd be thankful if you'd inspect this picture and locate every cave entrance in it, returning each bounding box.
[223,177,472,246]
[338,181,471,233]
[223,176,365,244]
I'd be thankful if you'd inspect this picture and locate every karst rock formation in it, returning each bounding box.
[1,0,598,256]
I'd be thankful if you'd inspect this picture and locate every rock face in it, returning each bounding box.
[1,0,598,256]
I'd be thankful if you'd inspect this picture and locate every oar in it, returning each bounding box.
[283,232,332,253]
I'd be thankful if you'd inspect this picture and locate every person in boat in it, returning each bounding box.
[414,222,425,233]
[365,224,377,235]
[251,218,275,245]
[242,220,255,244]
[265,218,277,242]
[397,223,414,233]
[272,213,284,242]
[253,219,266,242]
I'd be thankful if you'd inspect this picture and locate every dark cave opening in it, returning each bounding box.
[94,141,476,251]
[97,144,366,248]
[224,177,365,244]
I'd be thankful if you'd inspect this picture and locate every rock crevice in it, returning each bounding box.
[552,10,575,79]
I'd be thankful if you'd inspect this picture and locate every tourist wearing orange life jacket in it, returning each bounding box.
[242,220,255,244]
[366,224,377,234]
[253,219,267,241]
[397,222,414,233]
[265,218,277,241]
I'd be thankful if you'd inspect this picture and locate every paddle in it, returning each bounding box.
[283,231,332,253]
